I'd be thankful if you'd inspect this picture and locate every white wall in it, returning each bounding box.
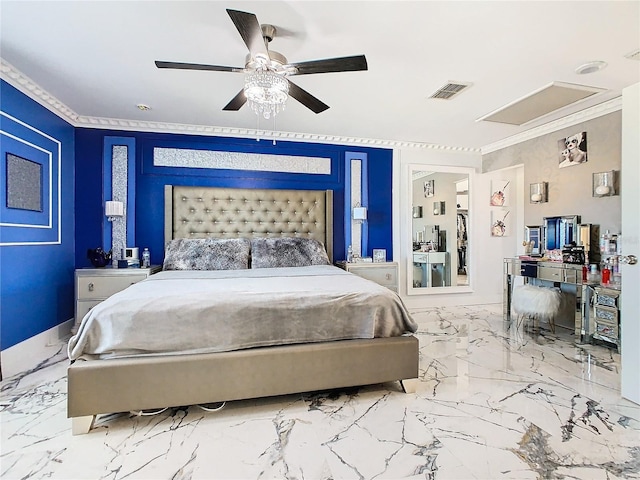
[483,111,622,235]
[474,164,524,294]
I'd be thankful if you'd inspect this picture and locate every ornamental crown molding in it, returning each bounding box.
[1,58,478,153]
[2,58,621,155]
[1,59,80,122]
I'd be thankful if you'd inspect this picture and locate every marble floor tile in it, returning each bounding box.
[1,304,638,479]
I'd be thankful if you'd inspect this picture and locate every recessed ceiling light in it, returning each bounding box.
[575,61,607,75]
[136,104,152,111]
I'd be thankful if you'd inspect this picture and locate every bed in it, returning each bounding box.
[67,186,419,434]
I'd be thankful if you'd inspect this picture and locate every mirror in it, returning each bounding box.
[543,215,580,251]
[408,165,472,294]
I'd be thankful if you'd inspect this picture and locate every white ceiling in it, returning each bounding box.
[1,1,639,151]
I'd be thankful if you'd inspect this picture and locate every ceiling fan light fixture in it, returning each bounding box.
[244,70,289,119]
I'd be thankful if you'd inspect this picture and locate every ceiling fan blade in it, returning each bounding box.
[155,61,243,73]
[287,80,329,114]
[226,9,269,60]
[289,55,368,76]
[223,90,247,111]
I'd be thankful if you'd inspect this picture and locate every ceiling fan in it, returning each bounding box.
[155,9,368,117]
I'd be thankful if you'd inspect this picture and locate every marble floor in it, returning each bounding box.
[1,304,639,479]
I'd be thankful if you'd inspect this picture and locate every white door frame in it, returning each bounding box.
[621,83,639,405]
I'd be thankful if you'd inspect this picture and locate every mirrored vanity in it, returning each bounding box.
[407,165,473,295]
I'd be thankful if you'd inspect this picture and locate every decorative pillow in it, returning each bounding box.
[163,238,250,271]
[251,237,330,269]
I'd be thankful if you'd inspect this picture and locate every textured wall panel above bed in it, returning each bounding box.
[165,186,333,261]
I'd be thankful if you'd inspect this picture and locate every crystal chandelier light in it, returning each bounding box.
[243,70,289,119]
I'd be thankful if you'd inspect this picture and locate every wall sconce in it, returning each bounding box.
[412,206,423,218]
[105,200,124,222]
[593,170,617,197]
[433,201,445,215]
[529,182,548,204]
[353,205,367,223]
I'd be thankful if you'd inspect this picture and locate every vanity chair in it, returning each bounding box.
[512,284,562,333]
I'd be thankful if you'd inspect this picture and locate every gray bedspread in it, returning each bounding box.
[68,265,417,360]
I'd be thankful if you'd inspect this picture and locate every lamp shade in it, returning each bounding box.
[105,201,124,217]
[353,206,367,220]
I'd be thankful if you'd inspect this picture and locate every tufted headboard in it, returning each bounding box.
[164,185,333,261]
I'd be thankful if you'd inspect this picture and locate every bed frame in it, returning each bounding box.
[68,186,419,434]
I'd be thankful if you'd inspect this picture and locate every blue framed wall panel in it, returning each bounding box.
[141,137,340,186]
[0,111,60,245]
[0,80,75,351]
[1,136,50,226]
[101,137,136,252]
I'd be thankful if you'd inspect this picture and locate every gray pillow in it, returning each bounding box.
[251,237,330,269]
[163,238,250,270]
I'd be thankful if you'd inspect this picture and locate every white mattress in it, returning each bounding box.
[68,265,417,360]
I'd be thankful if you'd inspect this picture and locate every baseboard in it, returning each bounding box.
[1,318,73,380]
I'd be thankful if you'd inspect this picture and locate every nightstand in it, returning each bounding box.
[73,265,162,333]
[337,261,398,292]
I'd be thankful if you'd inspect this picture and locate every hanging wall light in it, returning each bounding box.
[353,205,367,223]
[105,201,124,221]
[529,182,548,204]
[592,170,617,197]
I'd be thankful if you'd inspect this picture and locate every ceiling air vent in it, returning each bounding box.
[429,82,472,100]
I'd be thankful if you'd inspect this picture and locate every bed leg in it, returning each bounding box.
[400,378,418,394]
[71,415,95,435]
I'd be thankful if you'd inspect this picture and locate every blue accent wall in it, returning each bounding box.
[365,149,393,257]
[74,130,393,266]
[0,80,75,350]
[0,81,393,353]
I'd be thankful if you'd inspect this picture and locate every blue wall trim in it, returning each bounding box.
[344,152,370,257]
[361,155,369,256]
[344,157,352,250]
[102,137,137,249]
[101,140,113,251]
[126,140,136,246]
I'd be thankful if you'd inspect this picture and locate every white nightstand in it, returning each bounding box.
[73,265,162,333]
[337,261,398,292]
